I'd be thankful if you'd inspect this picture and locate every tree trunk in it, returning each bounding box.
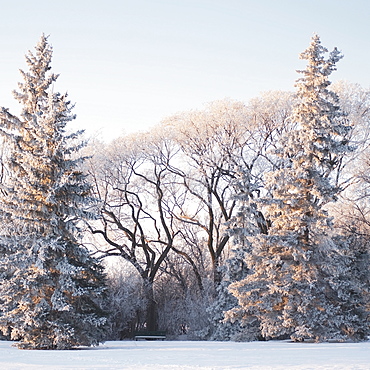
[143,279,157,331]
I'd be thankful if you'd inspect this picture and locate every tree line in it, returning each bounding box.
[0,34,369,349]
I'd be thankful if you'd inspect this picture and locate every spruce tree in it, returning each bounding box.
[228,35,368,342]
[210,245,255,341]
[210,173,263,341]
[0,35,107,349]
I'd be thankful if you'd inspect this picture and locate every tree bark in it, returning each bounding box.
[143,280,157,331]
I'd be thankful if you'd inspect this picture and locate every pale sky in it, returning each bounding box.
[0,0,369,141]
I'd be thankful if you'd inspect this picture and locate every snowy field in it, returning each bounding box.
[1,340,370,370]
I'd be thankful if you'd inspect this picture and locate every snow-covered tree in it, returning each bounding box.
[206,93,295,341]
[88,129,182,332]
[102,263,147,339]
[227,35,368,342]
[209,247,252,341]
[0,35,107,349]
[208,164,263,341]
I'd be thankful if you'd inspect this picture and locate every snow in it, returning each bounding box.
[0,340,369,370]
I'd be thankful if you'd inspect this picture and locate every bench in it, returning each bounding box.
[134,331,166,341]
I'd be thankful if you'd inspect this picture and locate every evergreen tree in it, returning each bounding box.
[209,245,254,341]
[0,35,107,349]
[210,171,262,341]
[227,35,368,342]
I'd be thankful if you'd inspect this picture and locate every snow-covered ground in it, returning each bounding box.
[0,339,369,370]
